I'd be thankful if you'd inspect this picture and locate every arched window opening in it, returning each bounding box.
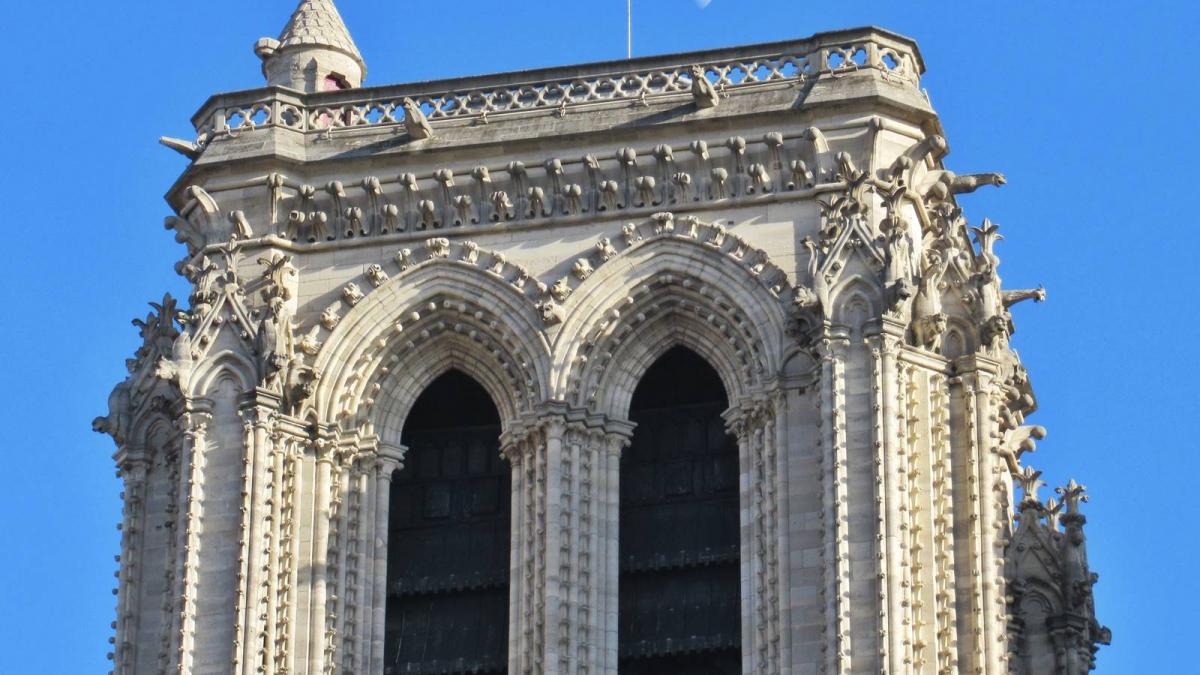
[618,346,741,674]
[385,370,509,674]
[323,73,350,91]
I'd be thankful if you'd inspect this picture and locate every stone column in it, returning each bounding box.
[111,449,149,675]
[502,404,632,675]
[724,389,788,675]
[368,443,406,673]
[327,425,378,674]
[971,367,1010,674]
[280,426,308,675]
[307,434,334,675]
[169,403,212,674]
[817,330,851,675]
[951,358,1010,674]
[236,390,282,674]
[868,321,910,673]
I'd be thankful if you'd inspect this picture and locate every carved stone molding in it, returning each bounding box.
[500,404,633,675]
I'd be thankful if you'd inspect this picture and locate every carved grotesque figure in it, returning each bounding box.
[550,277,573,302]
[401,97,433,140]
[92,380,132,444]
[256,296,295,390]
[912,251,949,351]
[690,65,720,108]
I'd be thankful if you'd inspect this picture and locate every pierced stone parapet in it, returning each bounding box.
[193,27,921,144]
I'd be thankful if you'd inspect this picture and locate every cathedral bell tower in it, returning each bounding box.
[96,1,1109,672]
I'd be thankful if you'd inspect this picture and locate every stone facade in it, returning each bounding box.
[95,2,1108,673]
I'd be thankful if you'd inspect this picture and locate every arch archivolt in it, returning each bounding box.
[311,214,797,430]
[549,222,793,418]
[190,349,258,399]
[311,260,551,434]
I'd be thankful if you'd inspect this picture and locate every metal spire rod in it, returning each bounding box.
[627,0,632,58]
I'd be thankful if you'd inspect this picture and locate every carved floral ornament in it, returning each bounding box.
[169,121,912,255]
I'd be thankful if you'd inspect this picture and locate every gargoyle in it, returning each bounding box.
[690,65,720,109]
[1003,286,1046,308]
[401,98,433,140]
[950,172,1005,194]
[92,380,132,444]
[919,171,1006,202]
[159,136,200,160]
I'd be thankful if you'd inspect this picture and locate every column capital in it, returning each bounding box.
[722,391,779,438]
[376,442,407,472]
[815,326,852,361]
[500,401,635,458]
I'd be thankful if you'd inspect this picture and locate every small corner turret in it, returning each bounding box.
[255,0,366,93]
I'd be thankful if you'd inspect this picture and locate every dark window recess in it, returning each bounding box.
[619,347,741,673]
[385,370,509,675]
[323,73,350,91]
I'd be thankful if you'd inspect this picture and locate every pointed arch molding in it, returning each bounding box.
[311,259,552,433]
[310,214,795,426]
[552,227,793,418]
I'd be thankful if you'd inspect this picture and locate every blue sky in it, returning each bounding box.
[0,1,1194,672]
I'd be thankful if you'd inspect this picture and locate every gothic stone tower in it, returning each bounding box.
[95,2,1109,673]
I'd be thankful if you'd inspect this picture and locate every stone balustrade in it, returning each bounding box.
[192,27,921,144]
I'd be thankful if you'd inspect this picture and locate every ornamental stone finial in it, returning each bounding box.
[1057,479,1088,515]
[1016,465,1045,510]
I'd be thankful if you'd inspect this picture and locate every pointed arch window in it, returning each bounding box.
[385,370,510,674]
[618,346,742,674]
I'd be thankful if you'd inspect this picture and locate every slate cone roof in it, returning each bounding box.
[277,0,366,71]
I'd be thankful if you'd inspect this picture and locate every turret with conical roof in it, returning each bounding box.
[254,0,366,92]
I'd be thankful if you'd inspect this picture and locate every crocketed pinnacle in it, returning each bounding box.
[277,0,365,73]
